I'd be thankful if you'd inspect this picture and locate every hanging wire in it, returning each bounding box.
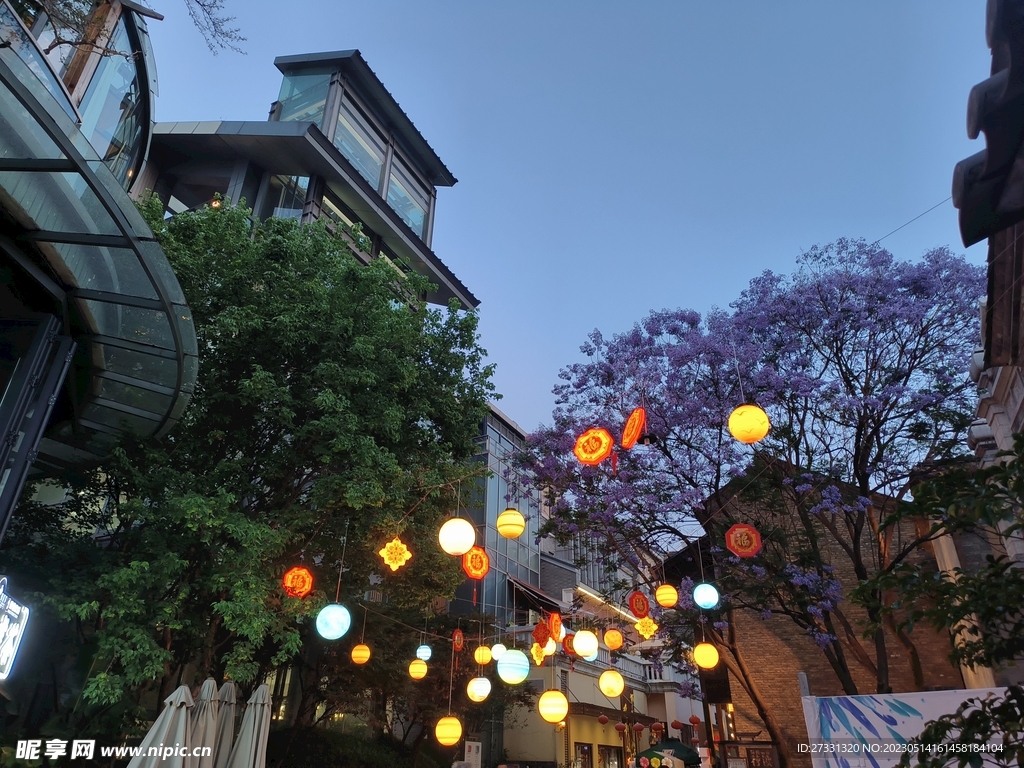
[359,604,367,644]
[335,519,350,604]
[733,357,747,404]
[447,629,456,716]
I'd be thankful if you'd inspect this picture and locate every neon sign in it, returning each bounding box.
[0,578,29,680]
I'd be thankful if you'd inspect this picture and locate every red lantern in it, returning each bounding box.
[671,720,684,731]
[633,723,645,733]
[651,722,664,732]
[725,523,763,558]
[562,632,575,655]
[453,629,465,652]
[689,715,702,726]
[573,428,614,466]
[548,612,562,640]
[598,715,609,725]
[628,590,650,619]
[614,722,627,733]
[282,566,313,598]
[621,407,647,450]
[462,546,490,579]
[532,621,551,646]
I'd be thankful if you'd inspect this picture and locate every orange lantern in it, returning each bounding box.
[453,629,465,652]
[621,407,647,450]
[532,621,551,646]
[725,523,763,558]
[628,590,650,619]
[603,628,624,651]
[562,632,575,655]
[573,428,614,466]
[462,546,490,580]
[282,566,314,598]
[548,612,562,640]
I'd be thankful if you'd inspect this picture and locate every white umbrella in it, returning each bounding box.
[189,679,220,768]
[224,684,272,768]
[212,682,238,768]
[128,685,194,768]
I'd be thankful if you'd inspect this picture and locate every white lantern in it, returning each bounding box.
[438,517,476,556]
[467,676,492,702]
[490,643,507,660]
[573,629,598,658]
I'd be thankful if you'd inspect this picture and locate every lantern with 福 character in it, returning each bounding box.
[621,407,647,450]
[573,428,614,466]
[282,566,314,598]
[462,546,489,580]
[727,404,770,445]
[725,523,763,558]
[547,612,562,640]
[562,632,575,655]
[452,628,465,652]
[496,507,526,538]
[628,590,650,619]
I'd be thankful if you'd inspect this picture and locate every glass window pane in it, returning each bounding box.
[137,241,186,304]
[81,402,156,434]
[257,175,308,220]
[95,377,171,415]
[173,304,197,356]
[277,68,331,126]
[77,298,174,349]
[91,342,178,387]
[45,242,157,299]
[386,157,428,237]
[333,97,385,189]
[0,79,64,159]
[78,18,143,188]
[0,3,76,119]
[0,170,120,234]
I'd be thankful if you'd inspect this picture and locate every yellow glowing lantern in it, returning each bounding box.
[538,689,570,723]
[573,629,598,658]
[467,676,492,702]
[599,669,625,698]
[603,628,624,651]
[543,637,556,656]
[634,617,659,640]
[655,584,678,608]
[693,642,720,669]
[435,716,463,746]
[496,507,526,538]
[438,518,475,556]
[409,659,428,679]
[351,643,371,665]
[474,645,492,665]
[530,642,546,666]
[727,404,771,445]
[378,537,412,571]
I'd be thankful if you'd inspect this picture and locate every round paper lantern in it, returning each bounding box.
[655,584,679,608]
[438,517,475,556]
[671,720,684,731]
[416,644,432,661]
[598,715,610,725]
[538,690,569,723]
[496,507,526,538]
[615,722,627,733]
[467,676,492,702]
[474,645,492,665]
[633,723,645,733]
[351,643,371,665]
[652,722,665,732]
[496,649,530,684]
[689,715,702,726]
[573,629,598,658]
[491,642,507,660]
[728,404,771,445]
[598,669,625,698]
[315,604,351,640]
[582,649,599,662]
[693,583,720,610]
[603,628,624,651]
[435,716,462,746]
[542,638,555,656]
[282,566,314,598]
[573,428,614,466]
[409,659,428,679]
[693,642,720,669]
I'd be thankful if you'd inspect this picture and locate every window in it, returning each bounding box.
[277,68,331,126]
[575,743,593,768]
[386,156,430,238]
[78,17,143,187]
[598,745,623,768]
[257,175,308,220]
[334,97,386,189]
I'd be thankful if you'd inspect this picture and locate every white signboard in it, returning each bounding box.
[0,577,29,680]
[464,740,482,768]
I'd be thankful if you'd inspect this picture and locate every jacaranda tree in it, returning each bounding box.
[515,240,983,768]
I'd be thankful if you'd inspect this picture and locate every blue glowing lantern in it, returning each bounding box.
[416,644,432,661]
[692,583,720,610]
[316,603,352,640]
[496,649,530,684]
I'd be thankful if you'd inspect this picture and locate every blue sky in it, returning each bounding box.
[147,1,991,432]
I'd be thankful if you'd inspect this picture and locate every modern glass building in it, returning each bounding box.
[0,0,196,540]
[141,49,477,309]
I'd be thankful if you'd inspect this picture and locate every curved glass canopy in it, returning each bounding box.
[0,7,196,472]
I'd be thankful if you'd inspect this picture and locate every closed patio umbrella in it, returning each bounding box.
[127,685,194,768]
[189,679,220,768]
[212,682,238,768]
[224,684,272,768]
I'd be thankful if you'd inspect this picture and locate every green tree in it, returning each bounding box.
[3,198,494,741]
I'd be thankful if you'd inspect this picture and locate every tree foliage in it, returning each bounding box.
[3,198,494,741]
[514,240,983,768]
